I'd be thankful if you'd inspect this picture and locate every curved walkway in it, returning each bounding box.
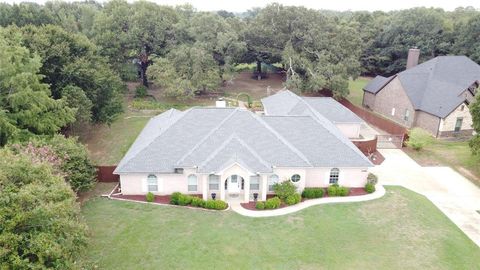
[229,185,386,217]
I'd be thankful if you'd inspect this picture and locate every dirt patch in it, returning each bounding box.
[220,72,286,100]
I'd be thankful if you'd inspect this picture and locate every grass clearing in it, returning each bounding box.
[347,77,371,107]
[404,140,480,187]
[80,186,480,269]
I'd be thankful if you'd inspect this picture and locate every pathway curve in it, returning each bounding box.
[371,149,480,247]
[229,185,386,217]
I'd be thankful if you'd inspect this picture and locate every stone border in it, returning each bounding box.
[229,185,386,217]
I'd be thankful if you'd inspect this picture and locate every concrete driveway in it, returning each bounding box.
[371,149,480,247]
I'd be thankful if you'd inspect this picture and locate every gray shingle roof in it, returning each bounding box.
[363,75,395,94]
[114,107,372,174]
[364,56,480,118]
[261,90,363,123]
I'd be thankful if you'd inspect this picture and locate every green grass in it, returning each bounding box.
[405,140,480,186]
[80,186,480,269]
[347,77,371,107]
[130,98,191,111]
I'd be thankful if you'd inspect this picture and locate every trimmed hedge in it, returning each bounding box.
[146,192,155,202]
[327,184,350,196]
[302,187,324,199]
[365,183,376,193]
[170,192,182,205]
[286,193,302,205]
[255,201,265,210]
[265,197,281,209]
[204,199,228,210]
[191,197,205,207]
[170,193,227,210]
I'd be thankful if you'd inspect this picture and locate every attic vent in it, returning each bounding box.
[174,168,184,174]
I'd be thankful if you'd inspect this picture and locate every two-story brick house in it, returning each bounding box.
[362,49,479,137]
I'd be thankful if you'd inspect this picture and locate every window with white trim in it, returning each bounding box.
[329,168,339,184]
[147,174,158,192]
[250,176,260,190]
[391,108,396,116]
[208,174,219,190]
[404,109,410,121]
[291,174,301,183]
[187,174,197,192]
[268,174,279,192]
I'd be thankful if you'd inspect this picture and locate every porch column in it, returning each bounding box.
[261,175,267,201]
[220,177,225,201]
[202,175,208,200]
[244,176,250,202]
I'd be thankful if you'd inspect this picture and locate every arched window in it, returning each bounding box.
[268,174,279,192]
[329,168,339,184]
[291,174,301,183]
[209,174,220,190]
[147,174,158,192]
[188,174,197,192]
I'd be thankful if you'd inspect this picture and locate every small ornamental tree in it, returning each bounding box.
[406,128,434,151]
[273,180,297,202]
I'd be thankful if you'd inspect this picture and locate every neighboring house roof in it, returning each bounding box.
[114,107,372,174]
[364,56,480,118]
[363,75,395,94]
[261,90,363,124]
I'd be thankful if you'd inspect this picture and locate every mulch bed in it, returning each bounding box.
[240,187,368,211]
[110,193,202,204]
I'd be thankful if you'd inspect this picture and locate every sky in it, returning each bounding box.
[2,0,479,12]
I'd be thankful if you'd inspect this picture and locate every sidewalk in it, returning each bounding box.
[230,185,386,217]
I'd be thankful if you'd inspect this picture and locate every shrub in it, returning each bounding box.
[265,197,281,209]
[327,184,338,196]
[205,199,228,210]
[135,85,148,98]
[255,201,265,210]
[146,192,155,202]
[367,173,378,185]
[406,127,433,151]
[177,194,193,206]
[365,183,376,193]
[302,187,324,199]
[337,186,350,196]
[273,180,297,201]
[170,192,182,205]
[285,193,302,205]
[191,197,205,207]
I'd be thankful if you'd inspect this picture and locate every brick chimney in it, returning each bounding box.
[406,48,420,69]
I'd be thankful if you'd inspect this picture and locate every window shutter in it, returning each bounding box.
[141,177,147,192]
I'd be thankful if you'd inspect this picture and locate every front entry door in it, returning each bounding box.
[228,175,240,193]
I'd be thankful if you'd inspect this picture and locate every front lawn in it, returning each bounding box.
[404,140,480,187]
[80,186,479,269]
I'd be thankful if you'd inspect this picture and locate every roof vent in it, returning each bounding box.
[216,97,226,108]
[406,48,420,69]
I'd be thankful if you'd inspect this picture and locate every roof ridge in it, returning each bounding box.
[175,108,239,166]
[251,111,313,167]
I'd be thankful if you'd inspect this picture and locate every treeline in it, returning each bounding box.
[1,2,479,102]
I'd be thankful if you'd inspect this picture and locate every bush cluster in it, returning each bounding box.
[302,187,324,199]
[365,183,376,193]
[265,197,281,209]
[273,180,297,201]
[367,173,378,185]
[255,201,265,210]
[327,184,350,196]
[135,85,148,98]
[146,192,155,202]
[170,192,227,210]
[286,193,302,205]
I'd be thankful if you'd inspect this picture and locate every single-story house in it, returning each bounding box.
[114,107,372,203]
[261,90,364,139]
[363,49,479,137]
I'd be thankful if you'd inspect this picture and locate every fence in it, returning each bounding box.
[96,166,119,182]
[339,99,408,142]
[352,137,378,155]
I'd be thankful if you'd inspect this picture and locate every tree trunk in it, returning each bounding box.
[256,60,262,80]
[139,51,149,88]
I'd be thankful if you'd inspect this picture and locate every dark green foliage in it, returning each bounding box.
[255,201,265,210]
[469,135,480,156]
[302,187,324,199]
[177,194,193,206]
[146,192,155,202]
[135,85,148,98]
[170,192,182,205]
[470,96,480,155]
[0,149,88,269]
[265,197,281,209]
[273,180,297,202]
[365,183,376,194]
